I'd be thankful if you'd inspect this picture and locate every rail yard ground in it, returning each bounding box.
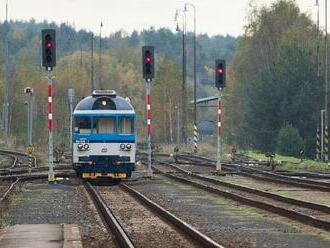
[0,178,115,247]
[1,150,330,247]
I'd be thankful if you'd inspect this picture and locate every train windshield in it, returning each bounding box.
[94,117,116,134]
[120,117,134,134]
[74,117,91,134]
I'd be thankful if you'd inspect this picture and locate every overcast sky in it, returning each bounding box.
[0,0,322,36]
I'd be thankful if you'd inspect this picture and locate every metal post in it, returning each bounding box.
[182,17,187,144]
[3,1,9,145]
[91,34,95,91]
[325,0,329,162]
[24,101,29,146]
[176,106,180,147]
[216,89,222,171]
[325,126,329,162]
[99,22,103,88]
[68,89,75,149]
[193,7,197,153]
[48,69,55,182]
[146,80,152,177]
[321,109,325,160]
[185,3,197,152]
[29,92,33,145]
[317,127,321,160]
[316,0,320,79]
[175,10,187,144]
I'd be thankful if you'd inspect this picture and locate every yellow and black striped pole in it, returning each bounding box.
[325,126,329,162]
[193,124,198,153]
[28,152,33,173]
[316,128,321,160]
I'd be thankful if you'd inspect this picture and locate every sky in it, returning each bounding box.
[0,0,322,37]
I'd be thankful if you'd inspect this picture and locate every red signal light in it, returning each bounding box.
[217,68,223,75]
[46,42,52,48]
[145,56,151,63]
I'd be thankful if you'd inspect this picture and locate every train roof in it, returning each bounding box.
[74,92,134,113]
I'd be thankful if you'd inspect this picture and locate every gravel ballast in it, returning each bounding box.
[127,176,330,248]
[0,178,115,247]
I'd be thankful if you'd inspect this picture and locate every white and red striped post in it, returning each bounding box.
[146,79,152,176]
[47,69,55,182]
[216,89,222,171]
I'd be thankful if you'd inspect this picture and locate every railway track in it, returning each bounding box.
[0,178,20,204]
[84,181,223,248]
[176,154,330,192]
[151,159,330,231]
[0,149,37,174]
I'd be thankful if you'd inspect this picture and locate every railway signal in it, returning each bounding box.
[142,46,155,177]
[42,29,56,182]
[142,46,155,80]
[42,29,56,70]
[215,59,226,174]
[215,59,226,89]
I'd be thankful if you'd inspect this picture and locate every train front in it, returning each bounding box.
[72,90,136,180]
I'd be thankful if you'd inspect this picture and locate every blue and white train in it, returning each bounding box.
[72,90,136,180]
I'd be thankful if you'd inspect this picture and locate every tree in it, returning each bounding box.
[227,0,321,156]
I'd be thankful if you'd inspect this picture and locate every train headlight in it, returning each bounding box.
[77,144,84,150]
[120,144,126,150]
[83,143,89,150]
[126,144,132,150]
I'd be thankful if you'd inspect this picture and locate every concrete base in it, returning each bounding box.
[0,224,82,248]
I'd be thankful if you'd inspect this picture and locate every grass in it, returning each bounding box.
[242,150,330,172]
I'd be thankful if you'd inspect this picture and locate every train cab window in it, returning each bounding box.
[120,117,134,134]
[94,117,116,134]
[74,117,91,134]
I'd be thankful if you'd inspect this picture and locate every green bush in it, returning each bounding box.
[276,124,304,156]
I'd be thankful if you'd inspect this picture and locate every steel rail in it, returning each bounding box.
[161,161,330,214]
[0,149,37,168]
[177,154,330,192]
[152,166,330,231]
[83,182,135,248]
[0,171,76,181]
[0,178,20,203]
[121,183,224,248]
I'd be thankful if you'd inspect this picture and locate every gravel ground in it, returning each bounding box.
[170,162,330,207]
[210,174,330,206]
[0,154,15,169]
[0,180,13,196]
[126,176,330,248]
[0,178,116,248]
[98,185,200,248]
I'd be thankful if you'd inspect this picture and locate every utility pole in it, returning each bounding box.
[2,0,9,145]
[99,21,103,88]
[91,33,95,91]
[325,0,329,162]
[175,106,180,146]
[316,0,321,160]
[185,3,198,153]
[175,10,187,144]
